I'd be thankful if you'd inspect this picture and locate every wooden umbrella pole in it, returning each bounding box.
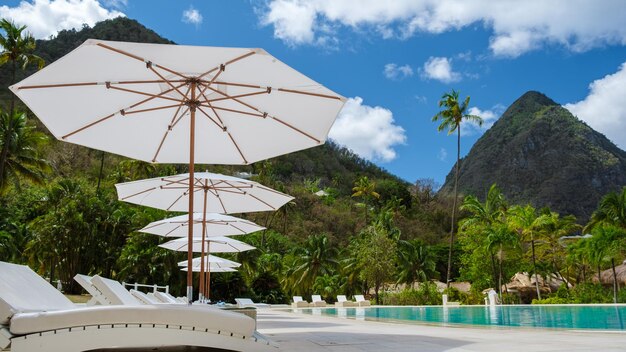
[206,242,211,301]
[199,187,208,301]
[186,80,197,304]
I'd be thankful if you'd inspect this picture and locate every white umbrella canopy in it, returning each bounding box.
[9,39,346,164]
[159,236,255,253]
[178,255,241,269]
[140,212,264,238]
[115,172,293,213]
[182,267,237,273]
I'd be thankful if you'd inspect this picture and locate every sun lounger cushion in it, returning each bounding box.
[0,262,75,325]
[355,295,371,307]
[9,304,255,337]
[91,275,141,306]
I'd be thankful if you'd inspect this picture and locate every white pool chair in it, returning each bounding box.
[311,295,327,307]
[354,294,371,307]
[90,275,142,306]
[73,274,107,305]
[291,296,310,308]
[235,298,271,309]
[335,295,357,307]
[130,289,163,305]
[0,261,272,352]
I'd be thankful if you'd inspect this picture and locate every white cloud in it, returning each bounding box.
[257,0,626,57]
[329,97,406,162]
[102,0,126,9]
[437,148,448,162]
[421,57,461,83]
[182,6,203,26]
[383,63,413,80]
[462,105,505,135]
[564,62,626,150]
[0,0,125,39]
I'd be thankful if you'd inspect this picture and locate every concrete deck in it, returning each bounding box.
[257,309,626,351]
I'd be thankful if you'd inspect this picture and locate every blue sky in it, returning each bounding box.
[1,0,625,185]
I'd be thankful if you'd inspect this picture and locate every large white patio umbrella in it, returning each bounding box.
[10,39,345,302]
[140,213,264,238]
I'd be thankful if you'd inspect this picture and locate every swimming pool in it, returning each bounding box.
[295,305,626,330]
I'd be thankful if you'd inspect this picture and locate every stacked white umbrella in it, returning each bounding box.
[140,212,262,301]
[162,236,254,301]
[10,39,345,302]
[177,255,241,292]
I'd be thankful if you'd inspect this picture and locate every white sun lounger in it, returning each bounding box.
[335,295,357,307]
[311,295,327,307]
[354,294,371,307]
[291,296,310,308]
[130,289,164,305]
[73,274,107,305]
[0,261,272,352]
[235,298,271,309]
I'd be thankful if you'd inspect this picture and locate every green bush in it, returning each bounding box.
[532,297,572,304]
[571,283,613,304]
[382,282,441,305]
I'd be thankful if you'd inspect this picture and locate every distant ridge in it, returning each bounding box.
[440,91,626,222]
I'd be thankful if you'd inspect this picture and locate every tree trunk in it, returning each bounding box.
[96,151,105,194]
[531,238,541,300]
[612,258,618,304]
[490,250,498,293]
[498,246,503,300]
[446,128,461,288]
[0,61,18,186]
[375,281,380,305]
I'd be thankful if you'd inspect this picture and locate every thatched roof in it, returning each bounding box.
[594,262,626,285]
[503,272,569,293]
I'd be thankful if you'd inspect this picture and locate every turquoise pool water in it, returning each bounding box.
[297,305,626,330]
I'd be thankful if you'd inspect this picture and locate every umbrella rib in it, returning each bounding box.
[197,50,256,80]
[148,66,188,99]
[119,186,158,201]
[196,106,225,130]
[196,100,248,164]
[107,84,184,104]
[62,82,188,139]
[205,89,270,103]
[229,223,246,234]
[152,105,190,162]
[209,178,228,214]
[123,103,186,116]
[246,192,276,210]
[204,105,264,118]
[152,83,192,162]
[277,88,343,101]
[96,42,188,80]
[204,86,321,143]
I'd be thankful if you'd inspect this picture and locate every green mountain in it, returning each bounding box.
[440,91,626,222]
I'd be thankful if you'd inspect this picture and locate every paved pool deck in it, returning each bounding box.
[256,309,626,352]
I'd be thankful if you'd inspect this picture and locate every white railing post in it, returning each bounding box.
[165,285,169,294]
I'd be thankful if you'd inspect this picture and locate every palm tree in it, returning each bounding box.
[0,19,44,186]
[587,224,626,303]
[352,176,380,224]
[432,89,483,287]
[537,212,581,289]
[0,109,48,193]
[460,184,507,291]
[508,205,551,299]
[292,234,338,294]
[396,239,436,286]
[586,186,626,231]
